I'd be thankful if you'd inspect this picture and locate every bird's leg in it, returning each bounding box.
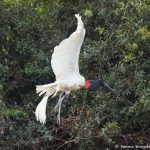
[54,92,64,111]
[54,92,67,124]
[57,95,64,124]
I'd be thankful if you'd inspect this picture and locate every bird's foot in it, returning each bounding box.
[57,113,61,124]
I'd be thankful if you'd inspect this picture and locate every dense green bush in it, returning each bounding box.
[0,0,150,149]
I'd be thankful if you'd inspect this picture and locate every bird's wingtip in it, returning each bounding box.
[75,14,81,18]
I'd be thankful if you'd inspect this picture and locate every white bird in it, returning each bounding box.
[35,14,115,124]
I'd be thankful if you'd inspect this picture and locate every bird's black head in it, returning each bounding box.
[84,79,116,94]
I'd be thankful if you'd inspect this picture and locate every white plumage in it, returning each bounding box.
[35,14,86,124]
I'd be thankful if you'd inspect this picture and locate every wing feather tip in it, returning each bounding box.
[75,14,81,18]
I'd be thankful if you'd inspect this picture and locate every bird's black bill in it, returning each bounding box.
[102,81,116,95]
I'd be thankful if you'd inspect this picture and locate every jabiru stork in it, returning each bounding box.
[35,14,115,124]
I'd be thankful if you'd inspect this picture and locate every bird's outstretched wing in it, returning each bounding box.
[51,14,85,81]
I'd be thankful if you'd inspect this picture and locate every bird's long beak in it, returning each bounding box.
[102,81,116,95]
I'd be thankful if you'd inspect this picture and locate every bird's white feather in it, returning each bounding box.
[35,94,49,124]
[51,14,85,81]
[35,83,57,124]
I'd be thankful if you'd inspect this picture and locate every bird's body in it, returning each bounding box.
[35,14,115,124]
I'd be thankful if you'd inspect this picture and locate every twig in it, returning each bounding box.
[56,139,76,150]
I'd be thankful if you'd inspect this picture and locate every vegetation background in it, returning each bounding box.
[0,0,150,149]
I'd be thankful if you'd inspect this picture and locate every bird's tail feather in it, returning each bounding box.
[35,83,57,124]
[36,83,57,96]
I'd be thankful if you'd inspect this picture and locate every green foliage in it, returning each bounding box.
[84,9,93,17]
[101,121,120,134]
[0,0,150,149]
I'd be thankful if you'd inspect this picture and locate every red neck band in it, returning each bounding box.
[83,80,91,89]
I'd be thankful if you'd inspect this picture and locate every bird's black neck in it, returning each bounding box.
[87,80,104,91]
[84,79,116,94]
